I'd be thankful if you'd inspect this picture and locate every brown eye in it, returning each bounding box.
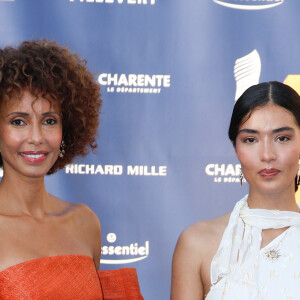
[244,137,256,143]
[44,118,57,125]
[277,136,290,142]
[11,119,25,126]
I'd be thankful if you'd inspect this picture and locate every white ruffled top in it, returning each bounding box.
[206,194,300,300]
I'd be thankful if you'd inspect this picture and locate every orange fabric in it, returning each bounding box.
[98,268,144,300]
[0,255,143,300]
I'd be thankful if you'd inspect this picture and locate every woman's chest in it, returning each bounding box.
[0,217,92,272]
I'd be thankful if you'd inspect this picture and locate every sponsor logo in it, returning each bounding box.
[213,0,283,10]
[234,49,261,101]
[205,163,246,183]
[98,73,171,94]
[101,233,150,264]
[69,0,156,5]
[283,75,300,204]
[65,164,167,176]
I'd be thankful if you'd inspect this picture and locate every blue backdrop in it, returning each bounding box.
[0,0,299,299]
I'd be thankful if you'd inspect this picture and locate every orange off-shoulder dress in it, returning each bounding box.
[0,255,143,299]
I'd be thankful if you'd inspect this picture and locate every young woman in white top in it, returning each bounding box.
[171,81,300,300]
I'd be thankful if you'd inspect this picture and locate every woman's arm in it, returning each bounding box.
[171,226,205,300]
[85,207,101,270]
[171,214,230,300]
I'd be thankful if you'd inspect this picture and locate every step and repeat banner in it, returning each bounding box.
[0,1,300,299]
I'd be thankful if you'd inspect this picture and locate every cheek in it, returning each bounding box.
[0,131,24,149]
[278,148,299,166]
[235,145,254,167]
[48,131,62,149]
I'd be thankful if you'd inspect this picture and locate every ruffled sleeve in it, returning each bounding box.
[97,268,144,300]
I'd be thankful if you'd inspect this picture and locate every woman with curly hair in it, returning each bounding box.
[0,40,143,299]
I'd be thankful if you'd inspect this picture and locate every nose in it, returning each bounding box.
[260,139,276,162]
[28,123,44,145]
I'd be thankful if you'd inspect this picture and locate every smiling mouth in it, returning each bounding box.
[20,152,48,163]
[20,153,45,158]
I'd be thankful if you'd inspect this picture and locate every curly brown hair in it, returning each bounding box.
[0,39,102,174]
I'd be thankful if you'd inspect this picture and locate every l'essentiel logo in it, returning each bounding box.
[284,75,300,204]
[213,0,284,10]
[101,233,150,264]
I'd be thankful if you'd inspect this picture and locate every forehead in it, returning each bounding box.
[1,90,61,114]
[240,104,299,130]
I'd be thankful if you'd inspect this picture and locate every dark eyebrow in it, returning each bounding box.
[273,127,295,134]
[6,111,61,117]
[238,127,295,135]
[6,112,29,117]
[238,129,258,134]
[41,112,61,116]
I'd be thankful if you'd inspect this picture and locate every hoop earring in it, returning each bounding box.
[59,140,66,158]
[239,168,244,187]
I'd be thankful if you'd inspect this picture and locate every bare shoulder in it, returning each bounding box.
[171,213,230,300]
[49,195,101,268]
[66,202,101,242]
[49,194,101,230]
[69,202,101,230]
[176,213,230,261]
[193,213,231,241]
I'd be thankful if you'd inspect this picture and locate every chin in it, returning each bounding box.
[256,184,294,196]
[17,167,53,179]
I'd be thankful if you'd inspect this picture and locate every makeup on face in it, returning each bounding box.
[0,91,62,178]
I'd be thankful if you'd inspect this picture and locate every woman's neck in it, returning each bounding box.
[247,187,298,212]
[0,172,49,219]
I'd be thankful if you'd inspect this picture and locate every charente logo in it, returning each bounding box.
[98,73,171,94]
[213,0,284,10]
[101,233,150,264]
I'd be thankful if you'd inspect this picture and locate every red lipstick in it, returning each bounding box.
[258,168,280,179]
[20,151,48,163]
